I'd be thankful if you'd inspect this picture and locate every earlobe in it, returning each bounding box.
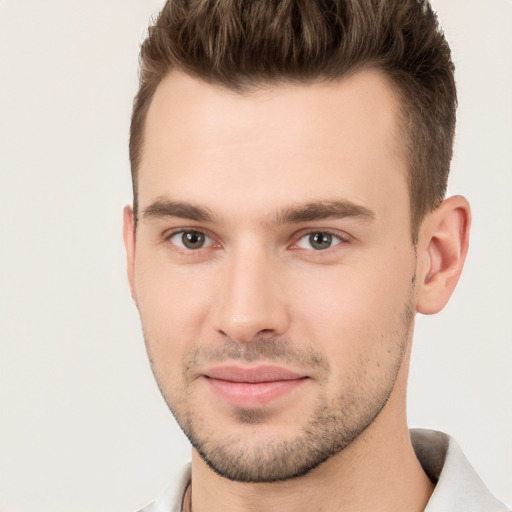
[416,196,471,315]
[122,205,137,302]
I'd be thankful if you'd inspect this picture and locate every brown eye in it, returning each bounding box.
[170,230,210,250]
[182,231,205,249]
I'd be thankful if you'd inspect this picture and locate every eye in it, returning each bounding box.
[168,230,213,250]
[295,231,344,251]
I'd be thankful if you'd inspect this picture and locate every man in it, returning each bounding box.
[123,1,509,511]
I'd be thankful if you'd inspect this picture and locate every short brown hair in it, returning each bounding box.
[130,0,456,239]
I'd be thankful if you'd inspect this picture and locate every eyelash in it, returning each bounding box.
[292,230,348,251]
[163,228,350,254]
[164,229,218,252]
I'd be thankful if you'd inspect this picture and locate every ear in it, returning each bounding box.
[416,196,471,315]
[123,205,137,301]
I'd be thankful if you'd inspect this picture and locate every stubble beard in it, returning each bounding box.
[146,292,415,483]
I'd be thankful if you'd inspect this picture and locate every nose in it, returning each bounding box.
[214,247,290,344]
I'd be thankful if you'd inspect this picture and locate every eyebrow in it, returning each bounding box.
[273,200,375,224]
[141,198,375,225]
[142,198,215,223]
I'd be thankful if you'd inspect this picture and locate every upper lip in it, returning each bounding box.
[204,365,306,383]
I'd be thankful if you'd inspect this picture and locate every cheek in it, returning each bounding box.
[133,255,214,362]
[288,253,414,362]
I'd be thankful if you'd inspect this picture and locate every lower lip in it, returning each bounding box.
[205,377,307,408]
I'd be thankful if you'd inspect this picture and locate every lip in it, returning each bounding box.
[203,365,308,408]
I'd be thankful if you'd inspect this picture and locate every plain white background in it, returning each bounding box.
[0,1,510,510]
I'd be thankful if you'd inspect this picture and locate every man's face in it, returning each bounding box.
[126,70,418,482]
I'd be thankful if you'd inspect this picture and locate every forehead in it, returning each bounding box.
[139,69,408,223]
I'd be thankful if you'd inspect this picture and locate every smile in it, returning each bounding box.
[203,365,309,408]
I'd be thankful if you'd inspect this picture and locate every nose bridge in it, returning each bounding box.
[215,241,289,343]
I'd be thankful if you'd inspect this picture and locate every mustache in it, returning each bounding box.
[183,336,330,373]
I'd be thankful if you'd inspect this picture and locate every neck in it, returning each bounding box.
[190,425,432,512]
[189,401,433,510]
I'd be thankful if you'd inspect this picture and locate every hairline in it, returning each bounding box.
[131,64,423,243]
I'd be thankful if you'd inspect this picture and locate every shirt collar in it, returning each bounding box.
[411,429,509,512]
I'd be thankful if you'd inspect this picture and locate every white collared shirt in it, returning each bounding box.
[139,429,510,512]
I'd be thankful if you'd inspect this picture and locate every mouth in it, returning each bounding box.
[203,365,309,408]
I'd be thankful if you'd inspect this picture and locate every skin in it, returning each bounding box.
[124,69,470,512]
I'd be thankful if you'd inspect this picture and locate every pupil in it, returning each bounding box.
[310,232,332,250]
[183,231,204,249]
